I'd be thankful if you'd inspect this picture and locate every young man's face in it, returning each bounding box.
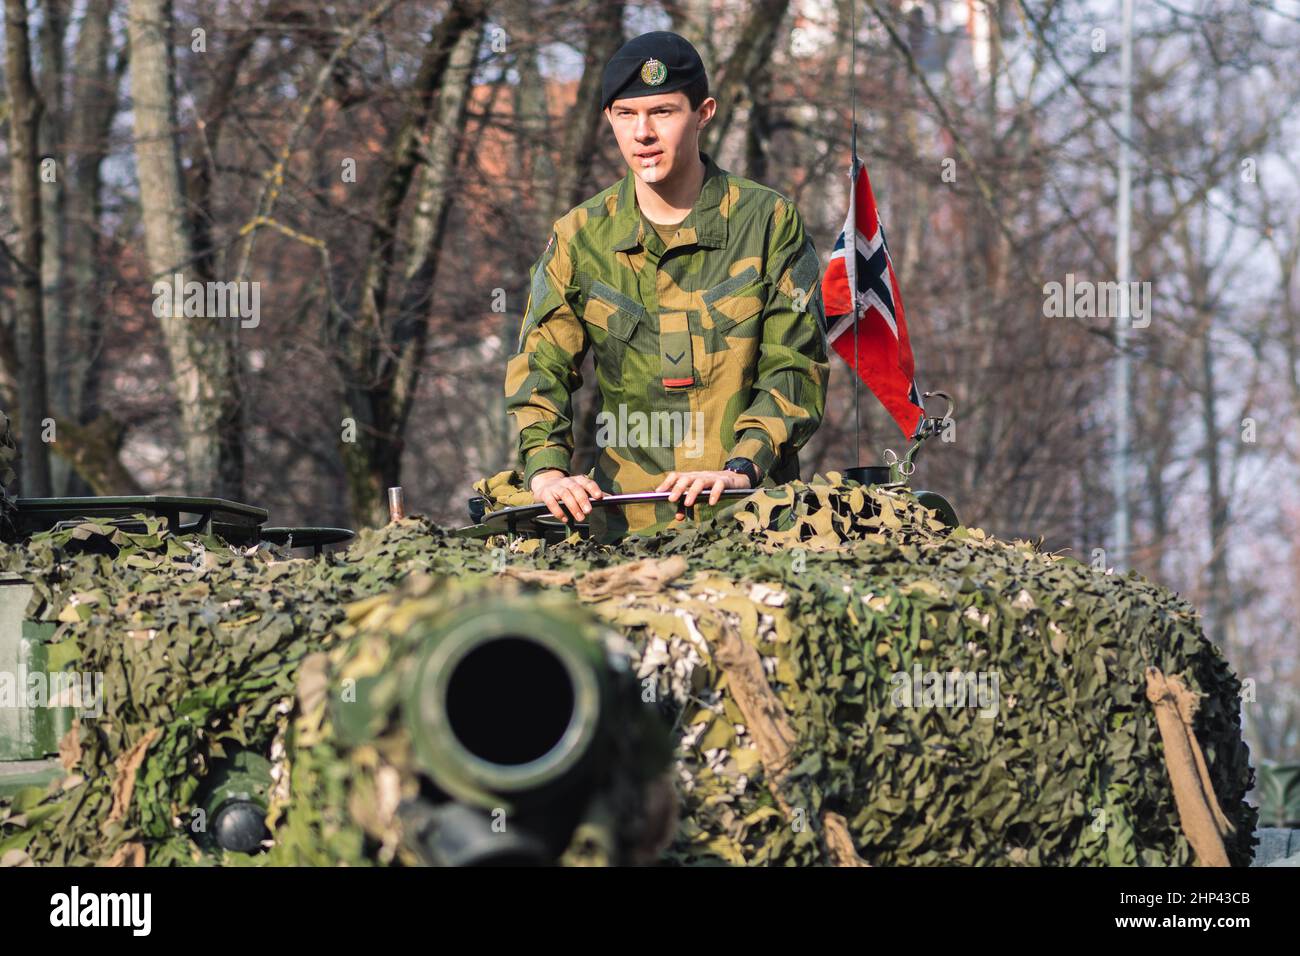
[605,91,717,185]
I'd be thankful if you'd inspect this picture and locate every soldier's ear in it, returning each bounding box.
[697,97,717,128]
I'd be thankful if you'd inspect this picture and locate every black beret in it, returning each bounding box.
[601,31,707,111]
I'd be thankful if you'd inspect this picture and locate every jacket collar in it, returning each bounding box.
[611,151,729,253]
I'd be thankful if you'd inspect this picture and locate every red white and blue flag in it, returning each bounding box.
[821,155,924,439]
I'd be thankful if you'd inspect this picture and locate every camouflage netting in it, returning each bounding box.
[0,475,1256,866]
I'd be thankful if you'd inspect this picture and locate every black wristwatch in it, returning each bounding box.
[724,457,760,487]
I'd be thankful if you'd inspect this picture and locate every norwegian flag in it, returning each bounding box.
[822,155,925,438]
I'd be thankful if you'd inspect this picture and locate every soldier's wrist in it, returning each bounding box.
[724,457,760,487]
[730,432,777,480]
[522,448,573,492]
[529,469,567,494]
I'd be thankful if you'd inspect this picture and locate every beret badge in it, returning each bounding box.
[640,58,667,86]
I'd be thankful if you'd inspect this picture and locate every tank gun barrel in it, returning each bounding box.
[405,602,611,807]
[327,592,670,866]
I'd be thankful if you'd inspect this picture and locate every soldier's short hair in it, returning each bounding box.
[683,75,709,111]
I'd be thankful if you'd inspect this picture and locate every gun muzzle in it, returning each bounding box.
[405,602,608,807]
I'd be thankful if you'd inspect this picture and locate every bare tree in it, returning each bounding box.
[4,0,51,494]
[128,0,243,497]
[63,0,120,438]
[37,0,68,492]
[333,0,489,526]
[548,2,626,222]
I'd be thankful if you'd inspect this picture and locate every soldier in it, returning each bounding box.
[505,31,829,542]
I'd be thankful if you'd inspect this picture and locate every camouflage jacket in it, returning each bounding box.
[505,151,829,540]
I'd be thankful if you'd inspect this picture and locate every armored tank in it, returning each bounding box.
[0,405,1262,866]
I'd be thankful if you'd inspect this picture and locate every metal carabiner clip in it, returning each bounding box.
[882,448,916,478]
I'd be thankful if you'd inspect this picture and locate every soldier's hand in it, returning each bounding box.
[529,470,604,523]
[656,469,751,515]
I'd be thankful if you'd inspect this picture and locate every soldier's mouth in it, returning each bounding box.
[636,150,663,166]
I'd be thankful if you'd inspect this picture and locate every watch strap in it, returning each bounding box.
[724,457,759,486]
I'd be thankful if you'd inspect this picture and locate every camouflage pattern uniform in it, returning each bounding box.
[505,151,829,541]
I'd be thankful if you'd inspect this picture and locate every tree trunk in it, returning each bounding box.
[65,0,118,430]
[335,0,488,527]
[1199,320,1231,647]
[38,0,69,493]
[514,38,554,236]
[4,0,52,495]
[549,2,625,222]
[700,0,791,158]
[128,0,243,497]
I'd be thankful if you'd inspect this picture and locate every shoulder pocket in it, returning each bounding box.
[588,279,646,342]
[703,265,765,331]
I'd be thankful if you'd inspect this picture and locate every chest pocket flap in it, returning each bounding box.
[587,279,646,342]
[703,265,765,331]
